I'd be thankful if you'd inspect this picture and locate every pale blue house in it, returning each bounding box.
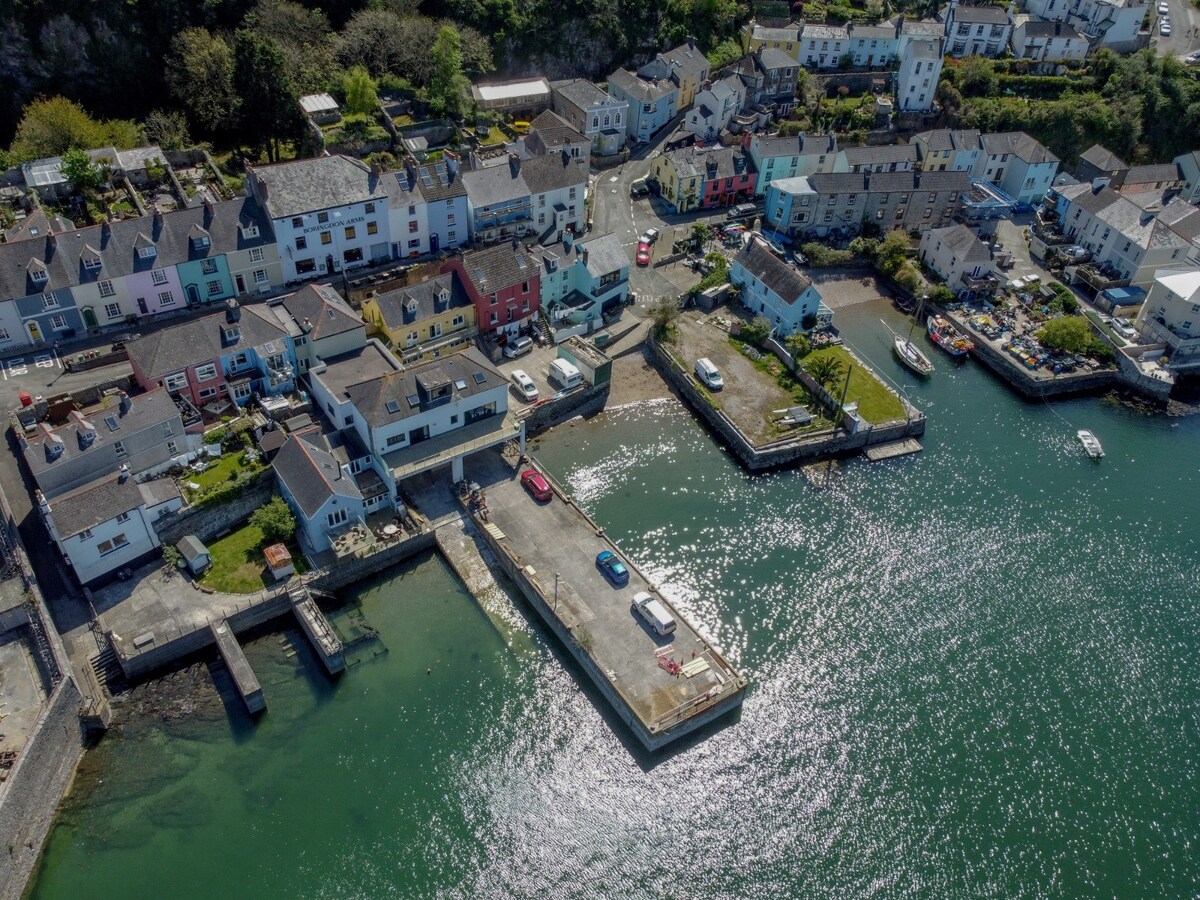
[729,237,830,335]
[606,69,678,144]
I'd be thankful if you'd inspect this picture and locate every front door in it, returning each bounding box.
[409,425,429,445]
[26,321,42,343]
[81,307,97,329]
[235,274,246,294]
[137,298,148,315]
[430,234,439,254]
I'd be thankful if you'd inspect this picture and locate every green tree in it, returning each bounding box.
[648,297,680,339]
[692,222,713,245]
[739,315,772,346]
[60,148,104,193]
[785,332,812,361]
[233,29,304,162]
[143,109,191,151]
[804,354,846,392]
[245,0,339,93]
[250,496,297,545]
[343,66,379,115]
[707,38,743,69]
[877,228,911,275]
[1037,316,1095,354]
[8,97,141,162]
[162,544,182,576]
[429,25,469,119]
[166,29,239,135]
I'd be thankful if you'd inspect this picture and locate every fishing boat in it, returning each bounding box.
[881,319,934,377]
[1077,430,1104,459]
[927,315,975,358]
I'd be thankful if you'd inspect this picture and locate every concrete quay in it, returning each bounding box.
[210,620,265,713]
[420,449,748,752]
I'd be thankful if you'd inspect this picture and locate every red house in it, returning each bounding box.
[443,243,540,338]
[700,147,758,210]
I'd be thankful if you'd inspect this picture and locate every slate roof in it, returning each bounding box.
[848,24,898,40]
[272,432,362,518]
[1124,164,1181,185]
[733,238,813,305]
[980,132,1058,165]
[389,159,467,205]
[48,473,179,539]
[277,284,363,341]
[520,152,589,195]
[2,209,73,244]
[1079,144,1129,173]
[0,198,268,302]
[24,390,181,479]
[802,24,850,39]
[369,271,472,331]
[1021,19,1083,38]
[1058,183,1190,251]
[702,147,754,181]
[913,128,982,153]
[750,23,801,42]
[126,303,291,380]
[608,68,676,102]
[459,243,536,295]
[574,233,628,279]
[1156,198,1200,242]
[551,78,610,111]
[898,18,945,36]
[345,348,505,429]
[528,110,588,149]
[928,223,991,262]
[662,42,709,76]
[756,48,797,70]
[752,133,839,159]
[951,4,1011,23]
[810,170,971,194]
[249,155,389,221]
[841,144,920,168]
[462,160,529,210]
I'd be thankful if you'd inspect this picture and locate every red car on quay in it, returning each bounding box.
[520,469,553,502]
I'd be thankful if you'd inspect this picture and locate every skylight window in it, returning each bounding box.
[385,400,401,414]
[472,372,487,384]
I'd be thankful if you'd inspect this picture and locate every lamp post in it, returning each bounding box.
[554,572,561,611]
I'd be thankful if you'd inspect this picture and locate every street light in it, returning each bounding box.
[554,572,561,611]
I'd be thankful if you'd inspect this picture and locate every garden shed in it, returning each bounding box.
[176,535,211,575]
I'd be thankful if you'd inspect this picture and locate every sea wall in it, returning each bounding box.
[646,340,924,470]
[521,382,611,437]
[0,677,84,900]
[311,531,437,594]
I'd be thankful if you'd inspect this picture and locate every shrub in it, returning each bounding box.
[249,496,297,545]
[800,242,853,267]
[740,315,773,346]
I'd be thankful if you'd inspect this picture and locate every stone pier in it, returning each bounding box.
[210,619,265,713]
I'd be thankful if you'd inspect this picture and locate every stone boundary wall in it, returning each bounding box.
[154,474,275,546]
[646,339,924,470]
[0,677,84,900]
[521,383,611,437]
[64,347,129,373]
[310,531,436,594]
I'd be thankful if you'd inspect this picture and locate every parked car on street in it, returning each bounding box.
[1112,317,1138,340]
[503,335,533,359]
[510,369,538,402]
[1160,19,1171,34]
[630,178,650,198]
[636,242,651,266]
[726,203,759,221]
[595,550,629,587]
[639,228,660,245]
[520,469,553,502]
[1158,0,1168,12]
[1187,52,1200,64]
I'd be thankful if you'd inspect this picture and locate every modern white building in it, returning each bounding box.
[246,155,393,283]
[1134,268,1200,364]
[896,37,944,113]
[272,283,366,374]
[38,472,183,586]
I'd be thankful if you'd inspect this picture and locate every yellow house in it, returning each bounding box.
[361,271,477,364]
[741,21,802,64]
[661,41,711,109]
[650,148,704,214]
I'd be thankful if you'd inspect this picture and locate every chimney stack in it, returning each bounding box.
[225,298,242,323]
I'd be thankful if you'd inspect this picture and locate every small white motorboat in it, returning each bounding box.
[1077,429,1104,459]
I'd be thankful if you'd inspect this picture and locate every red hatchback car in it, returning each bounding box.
[520,469,553,502]
[635,242,651,266]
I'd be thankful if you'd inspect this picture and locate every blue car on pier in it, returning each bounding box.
[595,551,629,587]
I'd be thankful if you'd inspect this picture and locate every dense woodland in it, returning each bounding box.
[1,0,1197,173]
[0,0,746,161]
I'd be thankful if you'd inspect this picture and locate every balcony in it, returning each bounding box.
[1075,263,1129,294]
[591,276,628,298]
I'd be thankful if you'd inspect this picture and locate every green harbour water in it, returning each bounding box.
[30,301,1200,898]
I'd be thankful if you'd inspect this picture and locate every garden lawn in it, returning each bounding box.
[804,345,906,423]
[198,522,307,594]
[183,453,265,503]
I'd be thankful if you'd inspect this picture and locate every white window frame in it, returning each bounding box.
[194,363,218,382]
[164,371,188,391]
[49,314,68,330]
[98,280,115,298]
[151,269,168,285]
[105,303,122,319]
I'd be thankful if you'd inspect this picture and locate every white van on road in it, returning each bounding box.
[633,591,677,636]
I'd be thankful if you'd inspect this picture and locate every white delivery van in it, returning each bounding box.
[694,357,723,390]
[633,591,677,636]
[548,358,582,389]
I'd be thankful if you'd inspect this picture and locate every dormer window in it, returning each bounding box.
[83,256,102,271]
[437,289,449,304]
[138,245,157,259]
[223,325,240,343]
[193,235,210,249]
[29,264,48,284]
[406,299,419,317]
[241,222,260,239]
